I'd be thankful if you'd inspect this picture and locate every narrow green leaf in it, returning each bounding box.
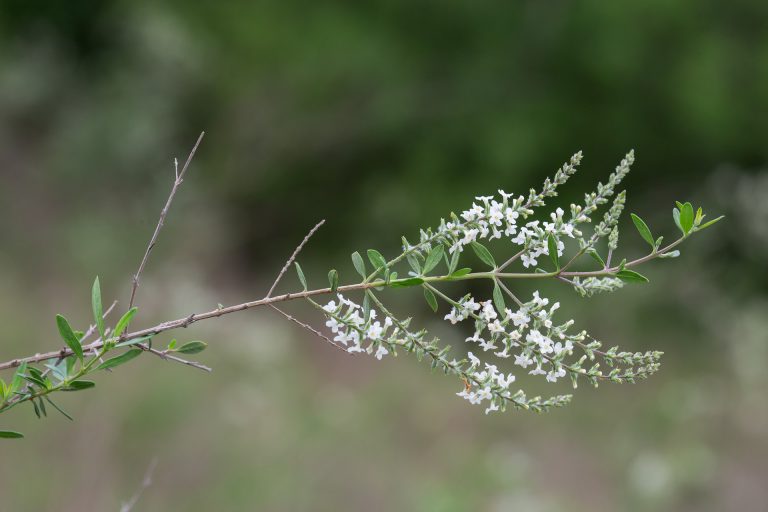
[493,281,506,313]
[423,246,445,274]
[587,249,605,268]
[113,307,138,338]
[0,430,24,439]
[294,262,307,291]
[449,268,472,279]
[92,277,105,339]
[470,241,496,268]
[96,348,142,371]
[56,315,83,362]
[23,374,47,389]
[11,362,27,393]
[115,335,152,348]
[423,287,438,313]
[616,269,649,283]
[680,202,694,234]
[448,249,460,274]
[547,234,559,270]
[630,213,655,248]
[366,249,387,272]
[62,380,95,391]
[44,396,73,421]
[672,207,683,234]
[406,254,422,274]
[362,292,371,321]
[698,215,724,231]
[328,269,339,292]
[176,341,207,355]
[351,251,366,278]
[389,277,425,288]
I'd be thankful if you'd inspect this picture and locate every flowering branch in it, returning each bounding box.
[0,144,724,439]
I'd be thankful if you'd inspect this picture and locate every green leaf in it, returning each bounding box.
[367,249,387,272]
[423,245,445,274]
[470,241,496,268]
[680,202,694,234]
[448,268,472,279]
[32,399,41,418]
[62,380,95,391]
[44,396,73,421]
[176,341,207,355]
[0,430,24,439]
[362,292,371,321]
[56,315,83,362]
[547,234,559,270]
[327,269,339,292]
[630,213,655,248]
[11,362,27,393]
[113,307,138,338]
[493,281,506,313]
[96,348,142,371]
[587,249,605,268]
[406,254,422,274]
[698,215,724,231]
[294,262,307,291]
[351,251,366,278]
[389,277,425,288]
[672,207,683,234]
[616,269,649,283]
[92,277,105,339]
[423,287,438,313]
[447,249,460,274]
[115,335,152,348]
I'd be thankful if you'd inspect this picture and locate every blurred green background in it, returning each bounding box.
[1,1,767,510]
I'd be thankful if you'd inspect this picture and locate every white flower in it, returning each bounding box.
[485,402,500,414]
[480,302,498,322]
[509,309,530,328]
[325,318,342,333]
[367,321,384,340]
[444,308,465,325]
[479,338,497,351]
[488,202,504,226]
[488,320,505,334]
[514,353,534,368]
[323,300,337,313]
[546,367,566,383]
[521,253,537,268]
[375,344,389,360]
[476,386,493,401]
[532,291,549,307]
[461,298,481,313]
[467,351,481,367]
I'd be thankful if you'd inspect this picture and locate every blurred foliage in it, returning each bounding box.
[0,1,767,510]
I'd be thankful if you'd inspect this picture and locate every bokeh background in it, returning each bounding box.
[1,1,767,510]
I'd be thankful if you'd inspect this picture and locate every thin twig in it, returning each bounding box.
[0,236,686,371]
[128,132,205,310]
[146,346,212,372]
[496,280,523,307]
[266,219,326,298]
[120,457,158,512]
[270,305,347,353]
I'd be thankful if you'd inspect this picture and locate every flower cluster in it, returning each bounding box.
[402,152,584,263]
[304,151,716,416]
[322,294,398,359]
